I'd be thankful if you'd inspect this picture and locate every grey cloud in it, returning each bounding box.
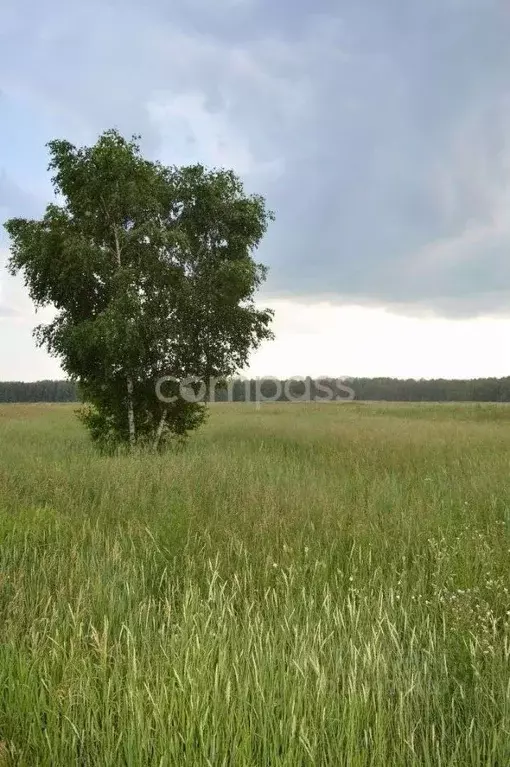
[0,170,41,218]
[0,304,18,318]
[1,0,510,316]
[0,247,25,319]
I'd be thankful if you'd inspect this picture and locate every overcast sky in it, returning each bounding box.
[1,0,510,380]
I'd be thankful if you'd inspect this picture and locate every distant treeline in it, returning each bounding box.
[0,380,77,403]
[3,377,510,403]
[211,377,510,402]
[347,377,510,403]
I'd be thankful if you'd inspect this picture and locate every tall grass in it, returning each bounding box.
[1,402,510,765]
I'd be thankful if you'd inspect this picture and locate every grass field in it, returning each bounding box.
[1,401,510,765]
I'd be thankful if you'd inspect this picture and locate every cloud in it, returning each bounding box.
[0,171,48,322]
[0,248,18,319]
[0,304,18,318]
[1,0,510,316]
[247,298,510,379]
[0,169,42,219]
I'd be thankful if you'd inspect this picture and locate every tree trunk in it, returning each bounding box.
[126,375,136,448]
[153,410,167,451]
[113,224,136,449]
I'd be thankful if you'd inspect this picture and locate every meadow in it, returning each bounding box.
[1,401,510,765]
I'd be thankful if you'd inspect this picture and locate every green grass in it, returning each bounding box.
[1,401,510,765]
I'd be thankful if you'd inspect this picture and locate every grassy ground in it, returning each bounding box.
[1,401,510,765]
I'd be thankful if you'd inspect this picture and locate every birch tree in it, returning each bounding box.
[4,130,274,451]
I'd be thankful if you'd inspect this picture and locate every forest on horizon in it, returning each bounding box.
[2,377,510,403]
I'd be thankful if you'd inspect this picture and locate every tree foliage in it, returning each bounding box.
[4,130,274,450]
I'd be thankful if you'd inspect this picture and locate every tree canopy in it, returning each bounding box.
[4,130,274,450]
